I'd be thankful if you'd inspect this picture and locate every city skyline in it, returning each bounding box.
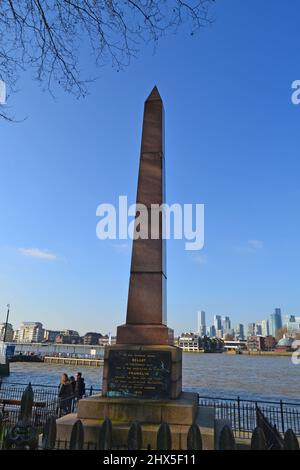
[1,305,298,340]
[189,307,298,340]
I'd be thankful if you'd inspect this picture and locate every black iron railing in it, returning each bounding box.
[199,396,300,438]
[0,381,101,432]
[1,382,300,440]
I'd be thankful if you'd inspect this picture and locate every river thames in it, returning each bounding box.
[3,353,300,403]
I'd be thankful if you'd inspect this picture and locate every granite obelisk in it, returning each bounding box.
[55,89,203,450]
[116,86,173,346]
[101,87,182,400]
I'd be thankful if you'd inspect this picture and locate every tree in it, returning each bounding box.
[224,333,234,342]
[0,0,214,120]
[275,326,287,341]
[264,335,276,351]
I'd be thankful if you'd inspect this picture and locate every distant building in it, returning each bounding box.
[286,315,296,323]
[255,323,262,336]
[270,308,282,337]
[43,330,61,343]
[60,329,79,337]
[235,324,245,340]
[178,333,200,352]
[286,316,300,337]
[247,323,255,337]
[18,322,44,343]
[214,315,222,332]
[216,329,223,339]
[222,316,231,335]
[13,329,19,342]
[83,332,102,345]
[209,325,216,337]
[55,330,81,344]
[224,339,247,353]
[0,323,14,342]
[247,335,265,352]
[197,311,206,336]
[98,335,116,346]
[276,336,294,352]
[261,320,270,337]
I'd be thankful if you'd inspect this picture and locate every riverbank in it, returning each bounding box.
[3,352,300,403]
[181,350,293,357]
[228,351,293,357]
[43,356,103,367]
[9,350,293,368]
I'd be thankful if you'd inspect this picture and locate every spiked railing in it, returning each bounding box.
[0,382,299,450]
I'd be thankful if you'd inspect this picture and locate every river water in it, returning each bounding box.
[3,353,300,403]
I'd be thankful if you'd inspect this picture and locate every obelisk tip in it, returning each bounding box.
[146,86,162,102]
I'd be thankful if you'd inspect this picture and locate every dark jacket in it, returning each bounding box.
[58,381,73,399]
[75,378,85,399]
[58,381,73,413]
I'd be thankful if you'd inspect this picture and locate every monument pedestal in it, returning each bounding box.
[56,391,203,449]
[56,344,191,449]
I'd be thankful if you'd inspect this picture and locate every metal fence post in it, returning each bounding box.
[280,400,285,434]
[237,396,241,434]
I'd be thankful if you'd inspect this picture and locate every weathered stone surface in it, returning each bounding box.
[116,323,173,345]
[77,391,197,425]
[117,86,169,344]
[125,273,166,325]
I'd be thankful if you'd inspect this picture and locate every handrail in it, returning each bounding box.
[0,381,101,392]
[1,382,300,407]
[199,395,300,406]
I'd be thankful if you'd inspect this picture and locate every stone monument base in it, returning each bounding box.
[56,392,209,450]
[102,344,182,400]
[116,324,174,345]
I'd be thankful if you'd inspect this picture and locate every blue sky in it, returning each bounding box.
[1,0,300,335]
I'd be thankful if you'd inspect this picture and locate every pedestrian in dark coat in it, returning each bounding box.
[58,373,73,415]
[75,372,85,400]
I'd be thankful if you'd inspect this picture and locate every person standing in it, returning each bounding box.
[74,372,85,400]
[58,373,73,415]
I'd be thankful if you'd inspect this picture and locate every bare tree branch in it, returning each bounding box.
[0,0,215,120]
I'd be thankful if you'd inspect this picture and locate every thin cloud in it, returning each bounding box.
[111,243,130,254]
[235,239,264,254]
[248,239,264,250]
[18,248,58,260]
[193,254,207,265]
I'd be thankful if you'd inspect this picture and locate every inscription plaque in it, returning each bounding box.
[107,350,171,399]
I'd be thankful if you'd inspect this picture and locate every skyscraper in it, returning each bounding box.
[255,323,262,336]
[270,308,282,337]
[197,311,206,336]
[261,320,270,337]
[222,316,231,334]
[235,324,244,340]
[209,325,216,337]
[247,323,255,337]
[214,315,222,332]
